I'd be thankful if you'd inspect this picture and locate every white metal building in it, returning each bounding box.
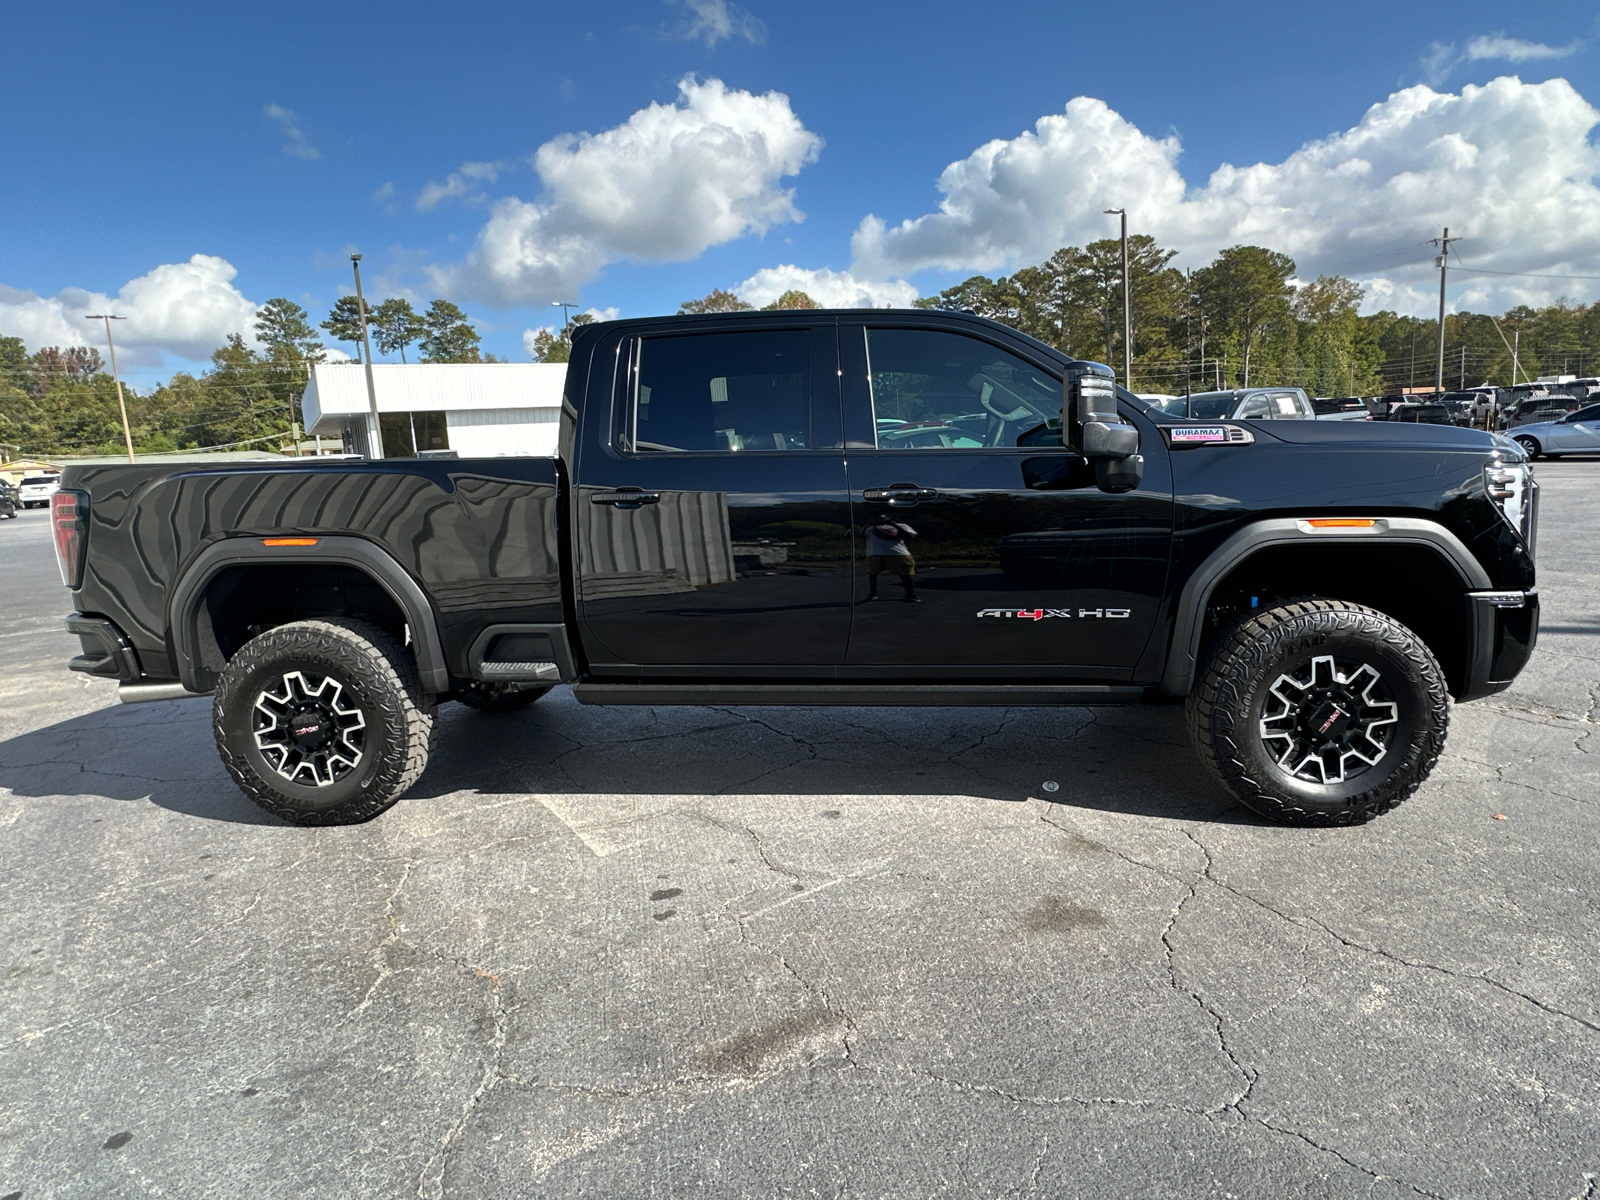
[300,363,565,459]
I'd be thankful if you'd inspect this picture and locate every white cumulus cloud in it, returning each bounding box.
[0,255,263,366]
[431,76,822,307]
[848,76,1600,316]
[735,265,918,309]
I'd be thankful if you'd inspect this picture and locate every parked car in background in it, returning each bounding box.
[18,475,60,508]
[1313,396,1374,421]
[1153,387,1317,420]
[1387,402,1458,426]
[1510,402,1600,458]
[1504,394,1582,430]
[0,482,18,520]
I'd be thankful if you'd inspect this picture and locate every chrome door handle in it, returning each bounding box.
[591,490,661,507]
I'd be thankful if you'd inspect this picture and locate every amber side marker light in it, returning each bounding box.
[262,538,319,547]
[1306,519,1377,528]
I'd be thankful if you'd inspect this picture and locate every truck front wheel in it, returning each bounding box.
[1185,600,1449,825]
[213,618,437,826]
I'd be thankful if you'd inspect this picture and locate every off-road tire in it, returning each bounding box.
[213,618,437,826]
[1185,600,1449,825]
[453,682,553,712]
[1514,435,1542,459]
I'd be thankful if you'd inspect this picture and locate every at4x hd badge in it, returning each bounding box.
[977,607,1131,620]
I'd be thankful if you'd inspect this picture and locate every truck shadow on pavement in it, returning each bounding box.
[0,688,1240,827]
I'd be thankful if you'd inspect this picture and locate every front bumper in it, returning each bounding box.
[1460,590,1539,701]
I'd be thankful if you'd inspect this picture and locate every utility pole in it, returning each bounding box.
[351,255,383,460]
[1512,330,1521,384]
[1460,345,1466,390]
[84,314,134,463]
[1104,208,1132,390]
[1428,227,1461,395]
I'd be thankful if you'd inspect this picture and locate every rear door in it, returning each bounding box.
[574,322,854,670]
[840,320,1173,677]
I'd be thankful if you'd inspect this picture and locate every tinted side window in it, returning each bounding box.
[1236,395,1272,419]
[634,330,810,452]
[866,329,1059,449]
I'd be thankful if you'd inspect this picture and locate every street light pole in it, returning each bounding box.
[1428,227,1460,395]
[552,300,578,329]
[84,314,134,463]
[351,255,383,460]
[1104,208,1132,391]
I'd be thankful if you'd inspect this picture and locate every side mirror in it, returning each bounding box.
[1064,361,1144,493]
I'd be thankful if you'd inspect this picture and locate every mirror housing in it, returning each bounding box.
[1065,361,1143,493]
[1095,454,1144,493]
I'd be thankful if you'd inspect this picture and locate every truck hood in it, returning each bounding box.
[1242,419,1500,451]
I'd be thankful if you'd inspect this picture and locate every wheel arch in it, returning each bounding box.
[1161,517,1491,699]
[168,536,450,695]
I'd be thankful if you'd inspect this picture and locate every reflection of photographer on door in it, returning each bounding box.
[865,516,919,603]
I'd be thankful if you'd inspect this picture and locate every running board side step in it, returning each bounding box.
[571,683,1143,707]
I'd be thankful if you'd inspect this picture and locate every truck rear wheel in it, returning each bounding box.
[1185,600,1449,825]
[213,618,437,826]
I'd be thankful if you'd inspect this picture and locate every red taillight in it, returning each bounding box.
[51,490,88,588]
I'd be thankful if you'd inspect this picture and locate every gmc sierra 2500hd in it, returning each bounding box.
[53,309,1539,827]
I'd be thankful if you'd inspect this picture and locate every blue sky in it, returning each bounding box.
[3,1,1598,384]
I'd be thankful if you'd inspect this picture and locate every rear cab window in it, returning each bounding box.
[626,329,816,453]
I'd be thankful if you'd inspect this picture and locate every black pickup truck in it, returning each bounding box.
[52,309,1540,827]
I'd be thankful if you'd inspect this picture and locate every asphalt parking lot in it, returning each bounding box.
[1,466,1597,1200]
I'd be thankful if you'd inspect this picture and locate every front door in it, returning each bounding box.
[1545,403,1600,452]
[575,324,854,670]
[840,322,1173,677]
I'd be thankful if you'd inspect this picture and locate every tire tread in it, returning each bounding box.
[1185,599,1449,826]
[213,618,436,826]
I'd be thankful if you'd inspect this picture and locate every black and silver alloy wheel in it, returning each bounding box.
[1186,599,1449,826]
[214,618,436,826]
[1259,654,1398,784]
[252,670,367,786]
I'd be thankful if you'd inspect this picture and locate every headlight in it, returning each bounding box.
[1484,460,1538,551]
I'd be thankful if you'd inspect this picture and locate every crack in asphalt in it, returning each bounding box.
[345,859,420,1022]
[415,953,513,1200]
[1164,829,1257,1119]
[1256,1118,1450,1200]
[694,811,808,881]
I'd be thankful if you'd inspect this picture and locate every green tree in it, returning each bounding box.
[530,314,595,363]
[321,296,371,361]
[678,288,752,314]
[1291,275,1380,395]
[255,298,325,361]
[762,290,820,310]
[916,275,1025,326]
[419,300,482,363]
[372,298,423,363]
[1194,246,1296,387]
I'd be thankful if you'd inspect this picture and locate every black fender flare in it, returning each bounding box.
[168,535,450,694]
[1160,516,1492,696]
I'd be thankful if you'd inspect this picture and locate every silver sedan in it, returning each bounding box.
[1511,402,1600,458]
